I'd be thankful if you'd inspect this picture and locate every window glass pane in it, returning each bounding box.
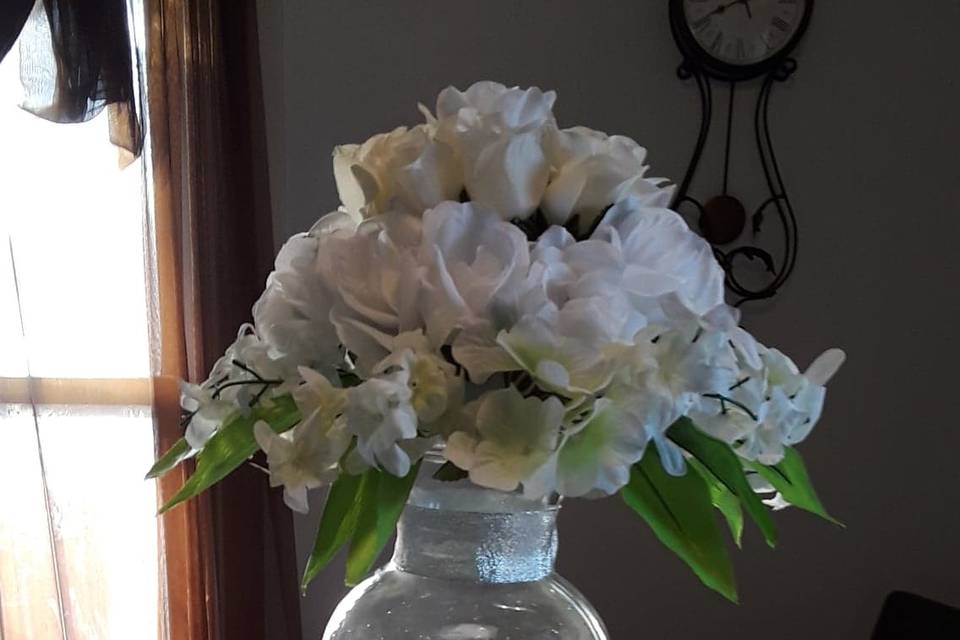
[0,231,28,377]
[0,404,161,639]
[0,404,63,638]
[0,46,150,379]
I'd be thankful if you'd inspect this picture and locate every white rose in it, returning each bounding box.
[418,201,531,346]
[435,82,556,220]
[543,127,674,232]
[436,81,556,132]
[333,125,462,220]
[319,218,422,375]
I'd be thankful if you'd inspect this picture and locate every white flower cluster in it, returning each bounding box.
[184,82,844,512]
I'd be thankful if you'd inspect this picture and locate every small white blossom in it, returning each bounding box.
[180,382,233,450]
[345,375,419,477]
[444,388,562,495]
[373,331,465,427]
[555,399,648,497]
[254,419,343,514]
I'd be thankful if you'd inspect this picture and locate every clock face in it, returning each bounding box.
[682,0,808,66]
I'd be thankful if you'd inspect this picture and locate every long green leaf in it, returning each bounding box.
[345,462,421,587]
[301,472,365,591]
[748,447,842,525]
[688,458,743,548]
[158,394,299,514]
[669,418,777,547]
[145,437,194,480]
[622,448,737,602]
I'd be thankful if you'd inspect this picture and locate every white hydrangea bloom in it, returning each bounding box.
[590,198,726,316]
[182,327,302,450]
[692,346,845,466]
[253,227,344,374]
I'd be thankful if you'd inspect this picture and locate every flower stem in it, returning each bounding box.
[702,393,759,421]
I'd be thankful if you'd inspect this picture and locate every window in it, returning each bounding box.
[0,35,161,639]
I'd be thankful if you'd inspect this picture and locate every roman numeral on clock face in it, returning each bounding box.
[772,16,791,32]
[710,31,723,53]
[736,39,747,60]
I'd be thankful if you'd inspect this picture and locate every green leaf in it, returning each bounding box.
[145,437,194,480]
[158,394,300,514]
[432,461,468,482]
[301,472,365,591]
[688,458,744,548]
[669,418,777,547]
[345,462,421,587]
[748,447,842,526]
[622,447,737,602]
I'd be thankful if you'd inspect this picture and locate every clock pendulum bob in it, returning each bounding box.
[700,194,747,246]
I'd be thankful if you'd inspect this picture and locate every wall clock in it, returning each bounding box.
[668,0,814,304]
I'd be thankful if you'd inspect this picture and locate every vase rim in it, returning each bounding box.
[412,453,562,514]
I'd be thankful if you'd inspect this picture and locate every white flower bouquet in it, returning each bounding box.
[149,82,844,600]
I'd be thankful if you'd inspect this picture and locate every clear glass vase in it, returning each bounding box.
[322,455,609,639]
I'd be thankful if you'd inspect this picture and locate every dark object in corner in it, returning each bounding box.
[872,591,960,639]
[0,0,33,62]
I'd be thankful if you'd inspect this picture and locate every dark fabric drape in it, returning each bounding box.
[0,0,33,62]
[18,0,142,158]
[146,1,300,639]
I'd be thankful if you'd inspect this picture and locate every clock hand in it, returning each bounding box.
[706,0,754,19]
[706,0,740,17]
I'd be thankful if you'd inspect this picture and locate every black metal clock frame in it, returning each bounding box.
[668,0,813,305]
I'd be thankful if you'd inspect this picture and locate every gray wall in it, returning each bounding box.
[255,2,960,638]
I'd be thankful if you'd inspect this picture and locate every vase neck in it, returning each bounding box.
[390,458,559,584]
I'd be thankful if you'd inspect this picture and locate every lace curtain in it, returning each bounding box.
[6,0,143,161]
